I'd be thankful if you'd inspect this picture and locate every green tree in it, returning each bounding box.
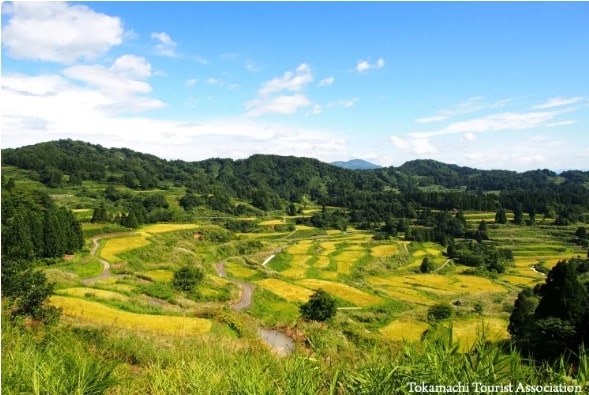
[172,266,204,292]
[1,259,61,324]
[513,205,524,225]
[509,259,589,361]
[300,289,337,322]
[495,208,507,224]
[91,203,109,223]
[420,256,436,273]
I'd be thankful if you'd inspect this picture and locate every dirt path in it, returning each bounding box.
[82,232,136,285]
[433,259,451,273]
[214,258,254,310]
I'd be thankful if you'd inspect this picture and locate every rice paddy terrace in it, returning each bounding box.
[46,211,586,353]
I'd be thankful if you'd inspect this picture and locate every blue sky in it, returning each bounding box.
[2,1,588,171]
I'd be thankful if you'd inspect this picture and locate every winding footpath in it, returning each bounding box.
[215,258,254,310]
[82,235,116,285]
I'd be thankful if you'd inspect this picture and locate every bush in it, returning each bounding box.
[427,303,454,322]
[300,289,337,322]
[172,266,204,292]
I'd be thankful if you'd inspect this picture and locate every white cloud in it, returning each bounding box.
[151,32,177,57]
[185,79,197,87]
[390,136,438,155]
[1,1,124,63]
[207,77,220,85]
[356,58,385,73]
[110,55,152,79]
[258,63,313,96]
[409,109,574,139]
[532,96,585,109]
[416,96,511,123]
[245,63,314,116]
[245,94,311,117]
[545,120,576,127]
[327,98,358,108]
[318,77,334,87]
[245,59,261,72]
[462,132,477,142]
[30,54,164,114]
[1,72,348,162]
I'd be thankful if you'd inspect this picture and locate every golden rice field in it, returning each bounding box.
[56,287,130,302]
[207,274,232,287]
[295,224,316,230]
[100,235,150,264]
[371,244,399,257]
[318,242,337,255]
[369,282,437,306]
[296,279,382,307]
[143,269,174,282]
[259,219,284,225]
[449,318,510,352]
[315,256,331,269]
[255,279,314,303]
[287,240,313,255]
[318,271,339,280]
[368,274,506,298]
[333,248,366,275]
[500,274,542,286]
[50,296,212,335]
[225,262,258,279]
[379,319,430,341]
[141,223,199,233]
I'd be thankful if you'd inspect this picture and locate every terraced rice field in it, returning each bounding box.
[371,244,399,257]
[143,269,174,282]
[380,319,430,341]
[259,219,285,225]
[50,296,212,335]
[255,279,314,303]
[225,261,258,279]
[296,279,382,307]
[332,246,366,275]
[100,235,150,264]
[449,318,510,352]
[368,274,506,299]
[500,274,541,286]
[56,287,130,302]
[141,223,199,233]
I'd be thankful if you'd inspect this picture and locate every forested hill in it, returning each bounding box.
[2,139,589,205]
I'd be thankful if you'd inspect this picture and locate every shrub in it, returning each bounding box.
[300,289,337,322]
[172,266,204,292]
[427,303,454,322]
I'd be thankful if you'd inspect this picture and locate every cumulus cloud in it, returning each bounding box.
[1,71,348,162]
[17,55,164,114]
[356,58,385,73]
[245,94,311,117]
[151,32,177,57]
[318,77,334,87]
[185,78,197,87]
[390,136,438,155]
[245,63,314,117]
[1,1,124,63]
[258,63,313,96]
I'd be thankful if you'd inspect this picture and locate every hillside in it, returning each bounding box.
[2,139,589,394]
[330,159,382,170]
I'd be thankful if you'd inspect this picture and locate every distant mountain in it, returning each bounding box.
[330,159,382,170]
